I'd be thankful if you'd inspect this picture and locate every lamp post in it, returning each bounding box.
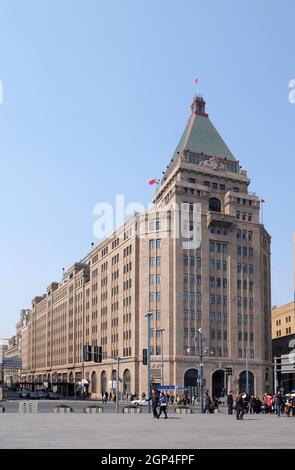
[145,312,153,414]
[195,328,205,414]
[105,355,120,414]
[245,346,250,395]
[156,329,165,386]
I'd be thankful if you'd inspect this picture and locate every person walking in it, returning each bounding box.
[204,392,212,414]
[227,391,234,415]
[274,393,282,417]
[236,393,245,420]
[158,392,168,419]
[147,389,159,418]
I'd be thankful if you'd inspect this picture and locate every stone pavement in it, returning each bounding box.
[0,413,294,449]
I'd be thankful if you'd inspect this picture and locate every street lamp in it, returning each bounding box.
[156,329,165,386]
[195,328,205,414]
[145,312,153,414]
[245,346,251,396]
[105,355,120,414]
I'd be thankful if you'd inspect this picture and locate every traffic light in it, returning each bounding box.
[93,346,102,363]
[225,367,233,376]
[83,344,92,362]
[143,349,148,365]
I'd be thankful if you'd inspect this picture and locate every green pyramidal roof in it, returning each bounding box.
[173,96,236,161]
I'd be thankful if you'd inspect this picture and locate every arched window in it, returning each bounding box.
[209,197,221,212]
[91,371,97,394]
[212,369,225,398]
[239,371,254,396]
[100,371,107,395]
[184,369,198,397]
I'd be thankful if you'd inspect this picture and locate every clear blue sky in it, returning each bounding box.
[1,0,294,338]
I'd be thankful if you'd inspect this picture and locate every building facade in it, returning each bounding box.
[271,233,295,392]
[20,94,272,398]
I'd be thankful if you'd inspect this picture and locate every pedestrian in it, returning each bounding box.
[213,396,221,414]
[274,393,282,417]
[227,391,234,415]
[147,389,159,419]
[204,392,212,414]
[236,393,245,420]
[158,392,168,419]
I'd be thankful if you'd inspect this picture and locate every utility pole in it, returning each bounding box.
[274,356,278,393]
[116,356,120,414]
[195,328,205,414]
[157,328,165,386]
[245,347,250,395]
[145,312,153,414]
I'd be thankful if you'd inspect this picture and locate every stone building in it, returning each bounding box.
[20,94,272,398]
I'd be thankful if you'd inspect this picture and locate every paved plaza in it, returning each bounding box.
[0,412,294,449]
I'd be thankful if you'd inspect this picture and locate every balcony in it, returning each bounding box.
[207,211,236,228]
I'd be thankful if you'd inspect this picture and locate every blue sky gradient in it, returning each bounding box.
[1,0,295,337]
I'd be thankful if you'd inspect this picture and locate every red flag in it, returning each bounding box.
[149,178,159,185]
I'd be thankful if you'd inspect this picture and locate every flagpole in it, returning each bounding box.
[261,200,264,225]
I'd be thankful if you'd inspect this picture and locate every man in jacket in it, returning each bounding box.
[147,389,159,418]
[227,391,234,415]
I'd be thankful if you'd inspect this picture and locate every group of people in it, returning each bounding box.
[102,391,117,403]
[226,391,295,418]
[147,389,169,419]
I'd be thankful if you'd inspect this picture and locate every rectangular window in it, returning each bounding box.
[156,239,161,248]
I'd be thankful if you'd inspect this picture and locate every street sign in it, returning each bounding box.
[158,386,189,391]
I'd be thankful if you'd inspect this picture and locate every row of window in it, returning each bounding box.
[237,263,254,273]
[209,277,228,288]
[209,260,227,271]
[123,245,132,257]
[210,295,228,305]
[238,332,254,341]
[149,221,161,231]
[236,211,252,222]
[184,310,201,320]
[149,257,161,266]
[210,330,228,340]
[184,274,201,285]
[209,226,229,235]
[123,330,131,340]
[236,197,252,206]
[123,262,132,274]
[123,313,132,323]
[149,275,161,284]
[236,229,253,240]
[184,292,201,303]
[276,327,292,337]
[183,256,201,267]
[238,349,254,358]
[237,297,254,307]
[149,292,161,302]
[209,242,228,253]
[210,313,228,322]
[149,239,161,249]
[237,280,254,290]
[237,314,254,324]
[237,246,254,257]
[123,347,132,357]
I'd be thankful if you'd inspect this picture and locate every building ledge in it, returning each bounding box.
[207,211,236,228]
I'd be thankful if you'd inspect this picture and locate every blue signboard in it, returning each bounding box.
[158,385,189,391]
